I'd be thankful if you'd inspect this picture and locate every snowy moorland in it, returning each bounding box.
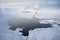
[0,8,60,40]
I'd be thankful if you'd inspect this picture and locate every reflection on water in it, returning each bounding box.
[8,18,53,36]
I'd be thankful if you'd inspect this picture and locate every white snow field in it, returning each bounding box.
[0,8,60,40]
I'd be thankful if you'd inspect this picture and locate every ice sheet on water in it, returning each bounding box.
[28,19,60,40]
[0,8,60,40]
[0,9,28,40]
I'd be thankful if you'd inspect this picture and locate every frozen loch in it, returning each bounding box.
[0,8,60,40]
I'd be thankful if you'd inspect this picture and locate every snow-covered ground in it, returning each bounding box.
[0,8,60,40]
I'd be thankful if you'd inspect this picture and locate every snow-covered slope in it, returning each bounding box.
[0,8,60,40]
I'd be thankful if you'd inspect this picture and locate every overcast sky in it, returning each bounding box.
[0,0,60,3]
[0,0,60,9]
